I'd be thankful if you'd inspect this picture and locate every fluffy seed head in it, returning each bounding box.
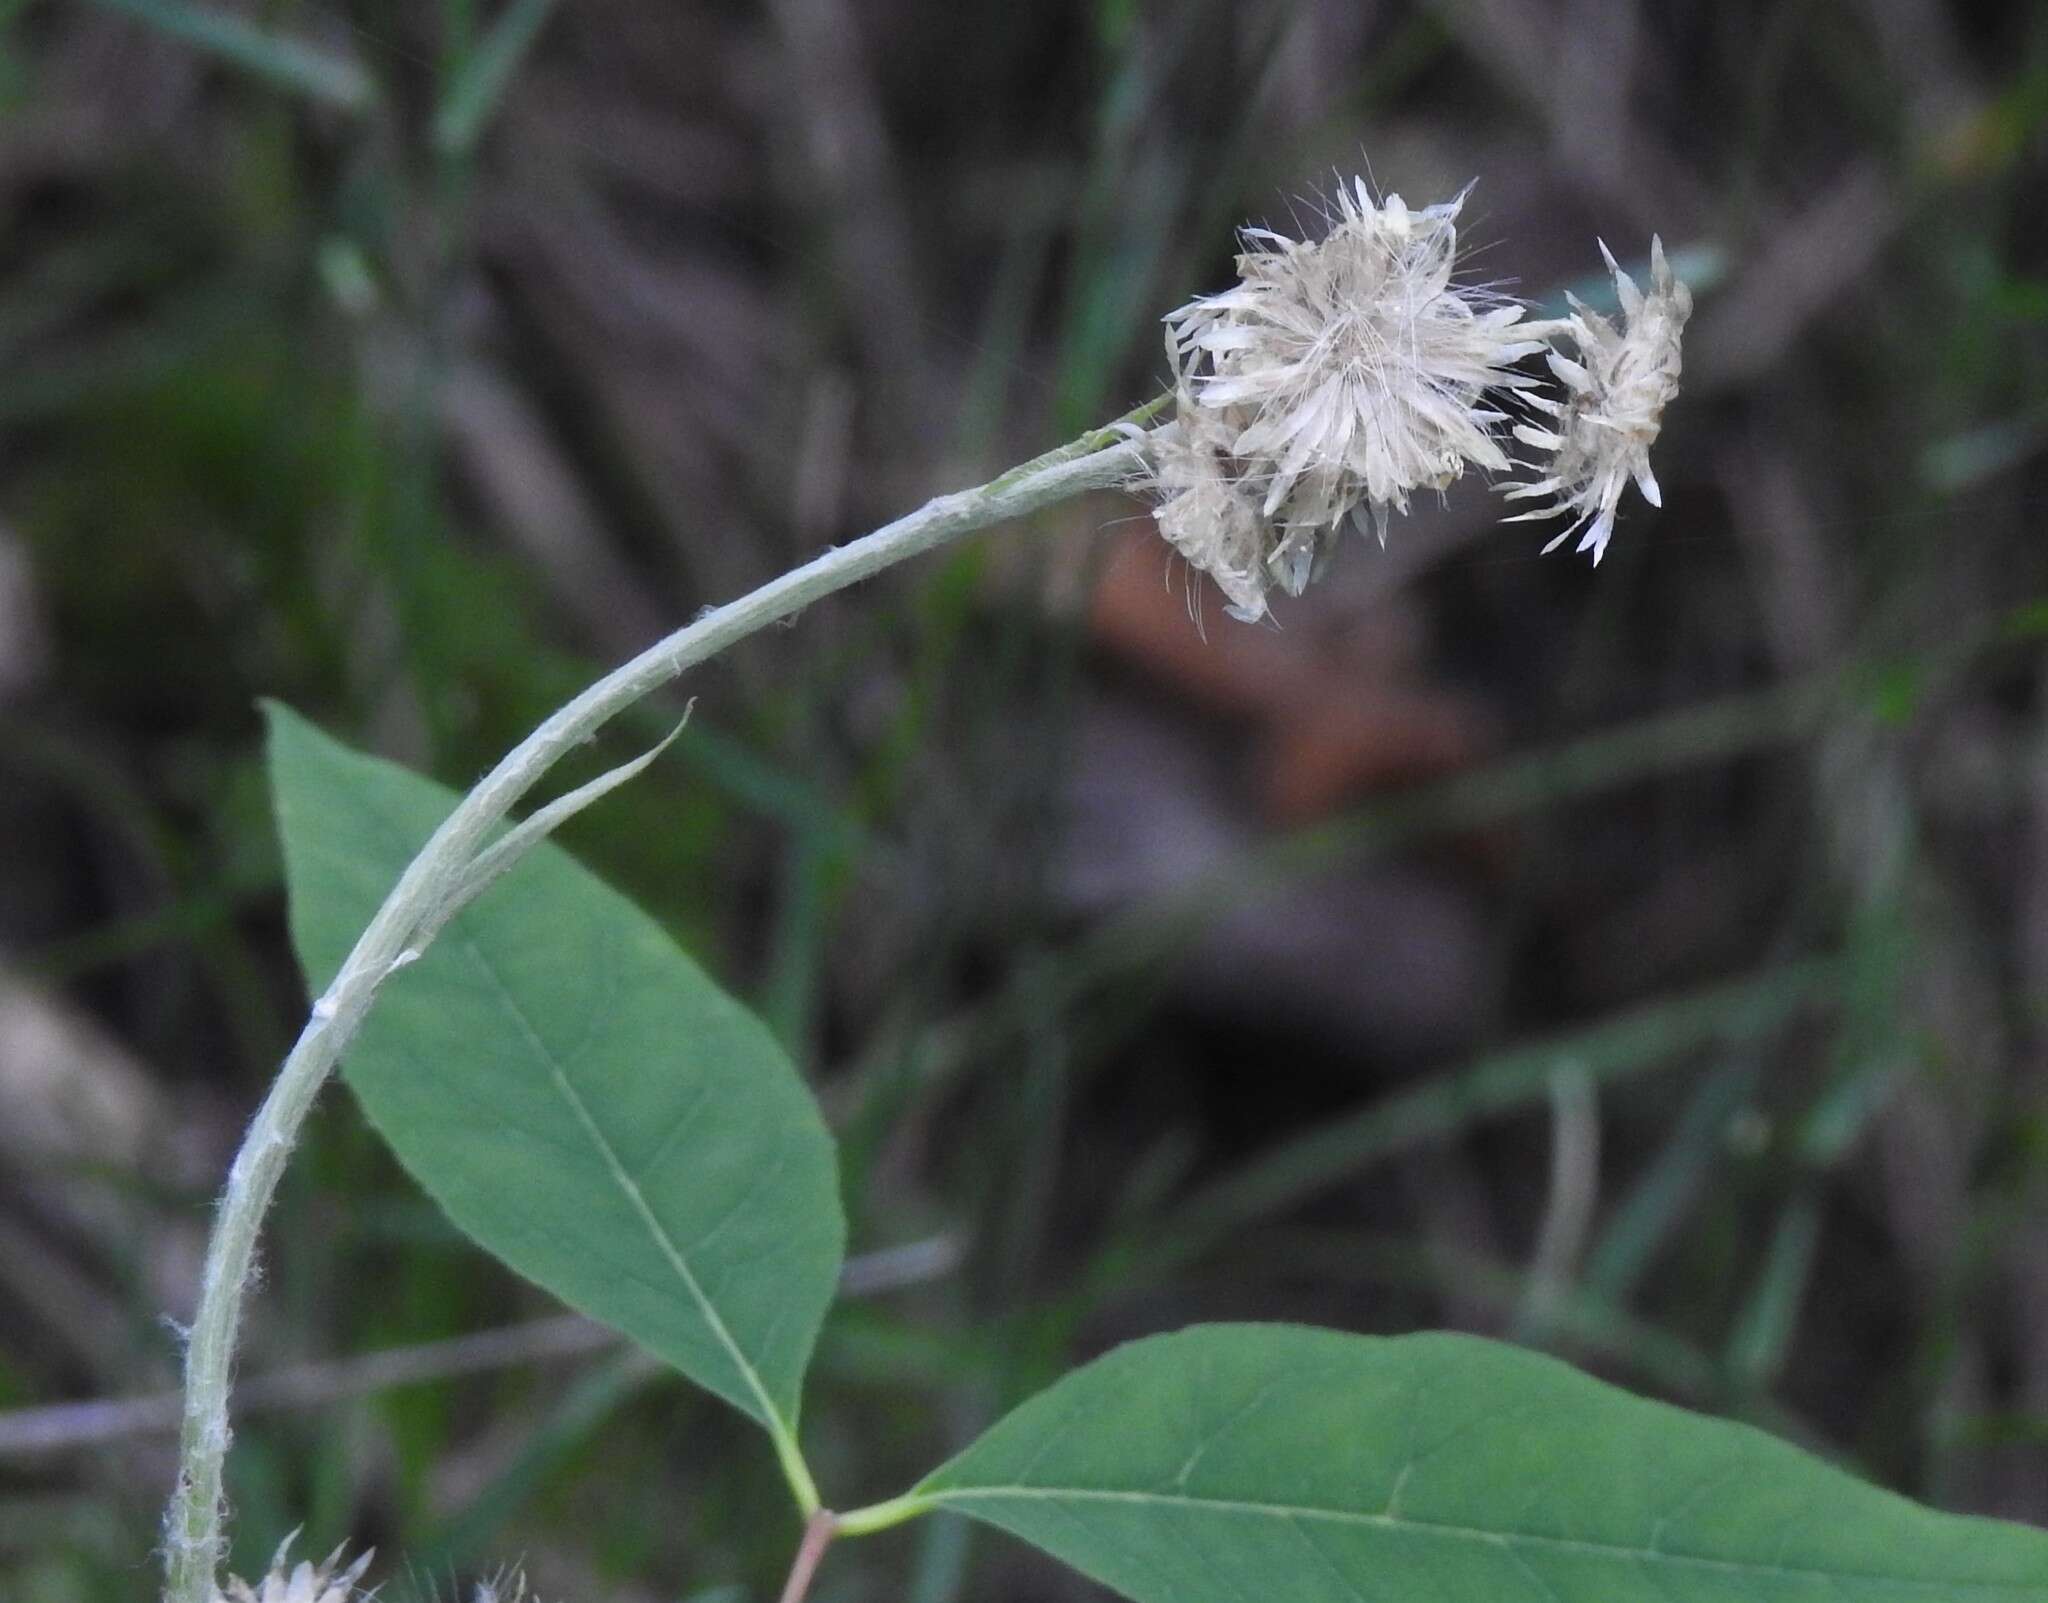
[1145,367,1275,622]
[214,1535,373,1603]
[1169,180,1545,529]
[1505,236,1692,564]
[1144,177,1545,617]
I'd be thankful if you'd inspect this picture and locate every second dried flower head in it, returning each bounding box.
[210,1537,555,1603]
[211,1538,372,1603]
[1505,237,1693,565]
[1140,176,1691,619]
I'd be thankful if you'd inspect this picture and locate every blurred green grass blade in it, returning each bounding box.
[1949,1413,2048,1451]
[1919,408,2048,493]
[1724,1196,1824,1391]
[305,1411,367,1574]
[1219,1228,1733,1412]
[433,0,560,156]
[667,716,867,855]
[221,1435,301,1584]
[0,234,171,356]
[1263,677,1827,880]
[814,1306,995,1391]
[0,281,254,424]
[908,1506,976,1603]
[1049,9,1199,430]
[952,223,1055,461]
[411,1351,661,1572]
[964,678,1834,1083]
[1514,1064,1602,1344]
[2001,597,2048,641]
[1172,958,1839,1247]
[1583,1054,1762,1301]
[1723,906,1909,1393]
[1799,1048,1909,1165]
[761,831,837,1055]
[85,0,373,109]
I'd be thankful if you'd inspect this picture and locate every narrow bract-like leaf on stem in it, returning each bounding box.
[407,710,693,957]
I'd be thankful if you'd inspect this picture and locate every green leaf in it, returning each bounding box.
[912,1324,2048,1600]
[264,705,843,1448]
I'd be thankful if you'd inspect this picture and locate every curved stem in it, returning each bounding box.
[161,421,1151,1603]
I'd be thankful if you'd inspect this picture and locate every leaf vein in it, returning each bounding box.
[459,934,788,1429]
[932,1486,2043,1593]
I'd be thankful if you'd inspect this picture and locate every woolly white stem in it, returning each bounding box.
[161,422,1151,1603]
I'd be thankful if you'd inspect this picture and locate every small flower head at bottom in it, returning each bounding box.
[214,1535,373,1603]
[473,1565,569,1603]
[1506,236,1692,564]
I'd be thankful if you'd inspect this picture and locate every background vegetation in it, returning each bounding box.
[1,1,2045,1598]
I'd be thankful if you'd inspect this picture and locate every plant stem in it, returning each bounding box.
[160,419,1151,1603]
[834,1490,940,1537]
[777,1509,841,1603]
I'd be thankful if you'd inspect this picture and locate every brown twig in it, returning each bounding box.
[0,1236,964,1457]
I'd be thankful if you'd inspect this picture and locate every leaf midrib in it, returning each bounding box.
[457,923,789,1432]
[927,1484,2046,1593]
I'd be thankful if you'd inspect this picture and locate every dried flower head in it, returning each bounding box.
[1145,365,1274,621]
[1505,236,1692,564]
[1142,176,1546,618]
[214,1535,373,1603]
[473,1564,571,1603]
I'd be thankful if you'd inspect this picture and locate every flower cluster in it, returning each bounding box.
[1139,177,1689,617]
[212,1539,552,1603]
[212,1538,373,1603]
[1504,236,1692,564]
